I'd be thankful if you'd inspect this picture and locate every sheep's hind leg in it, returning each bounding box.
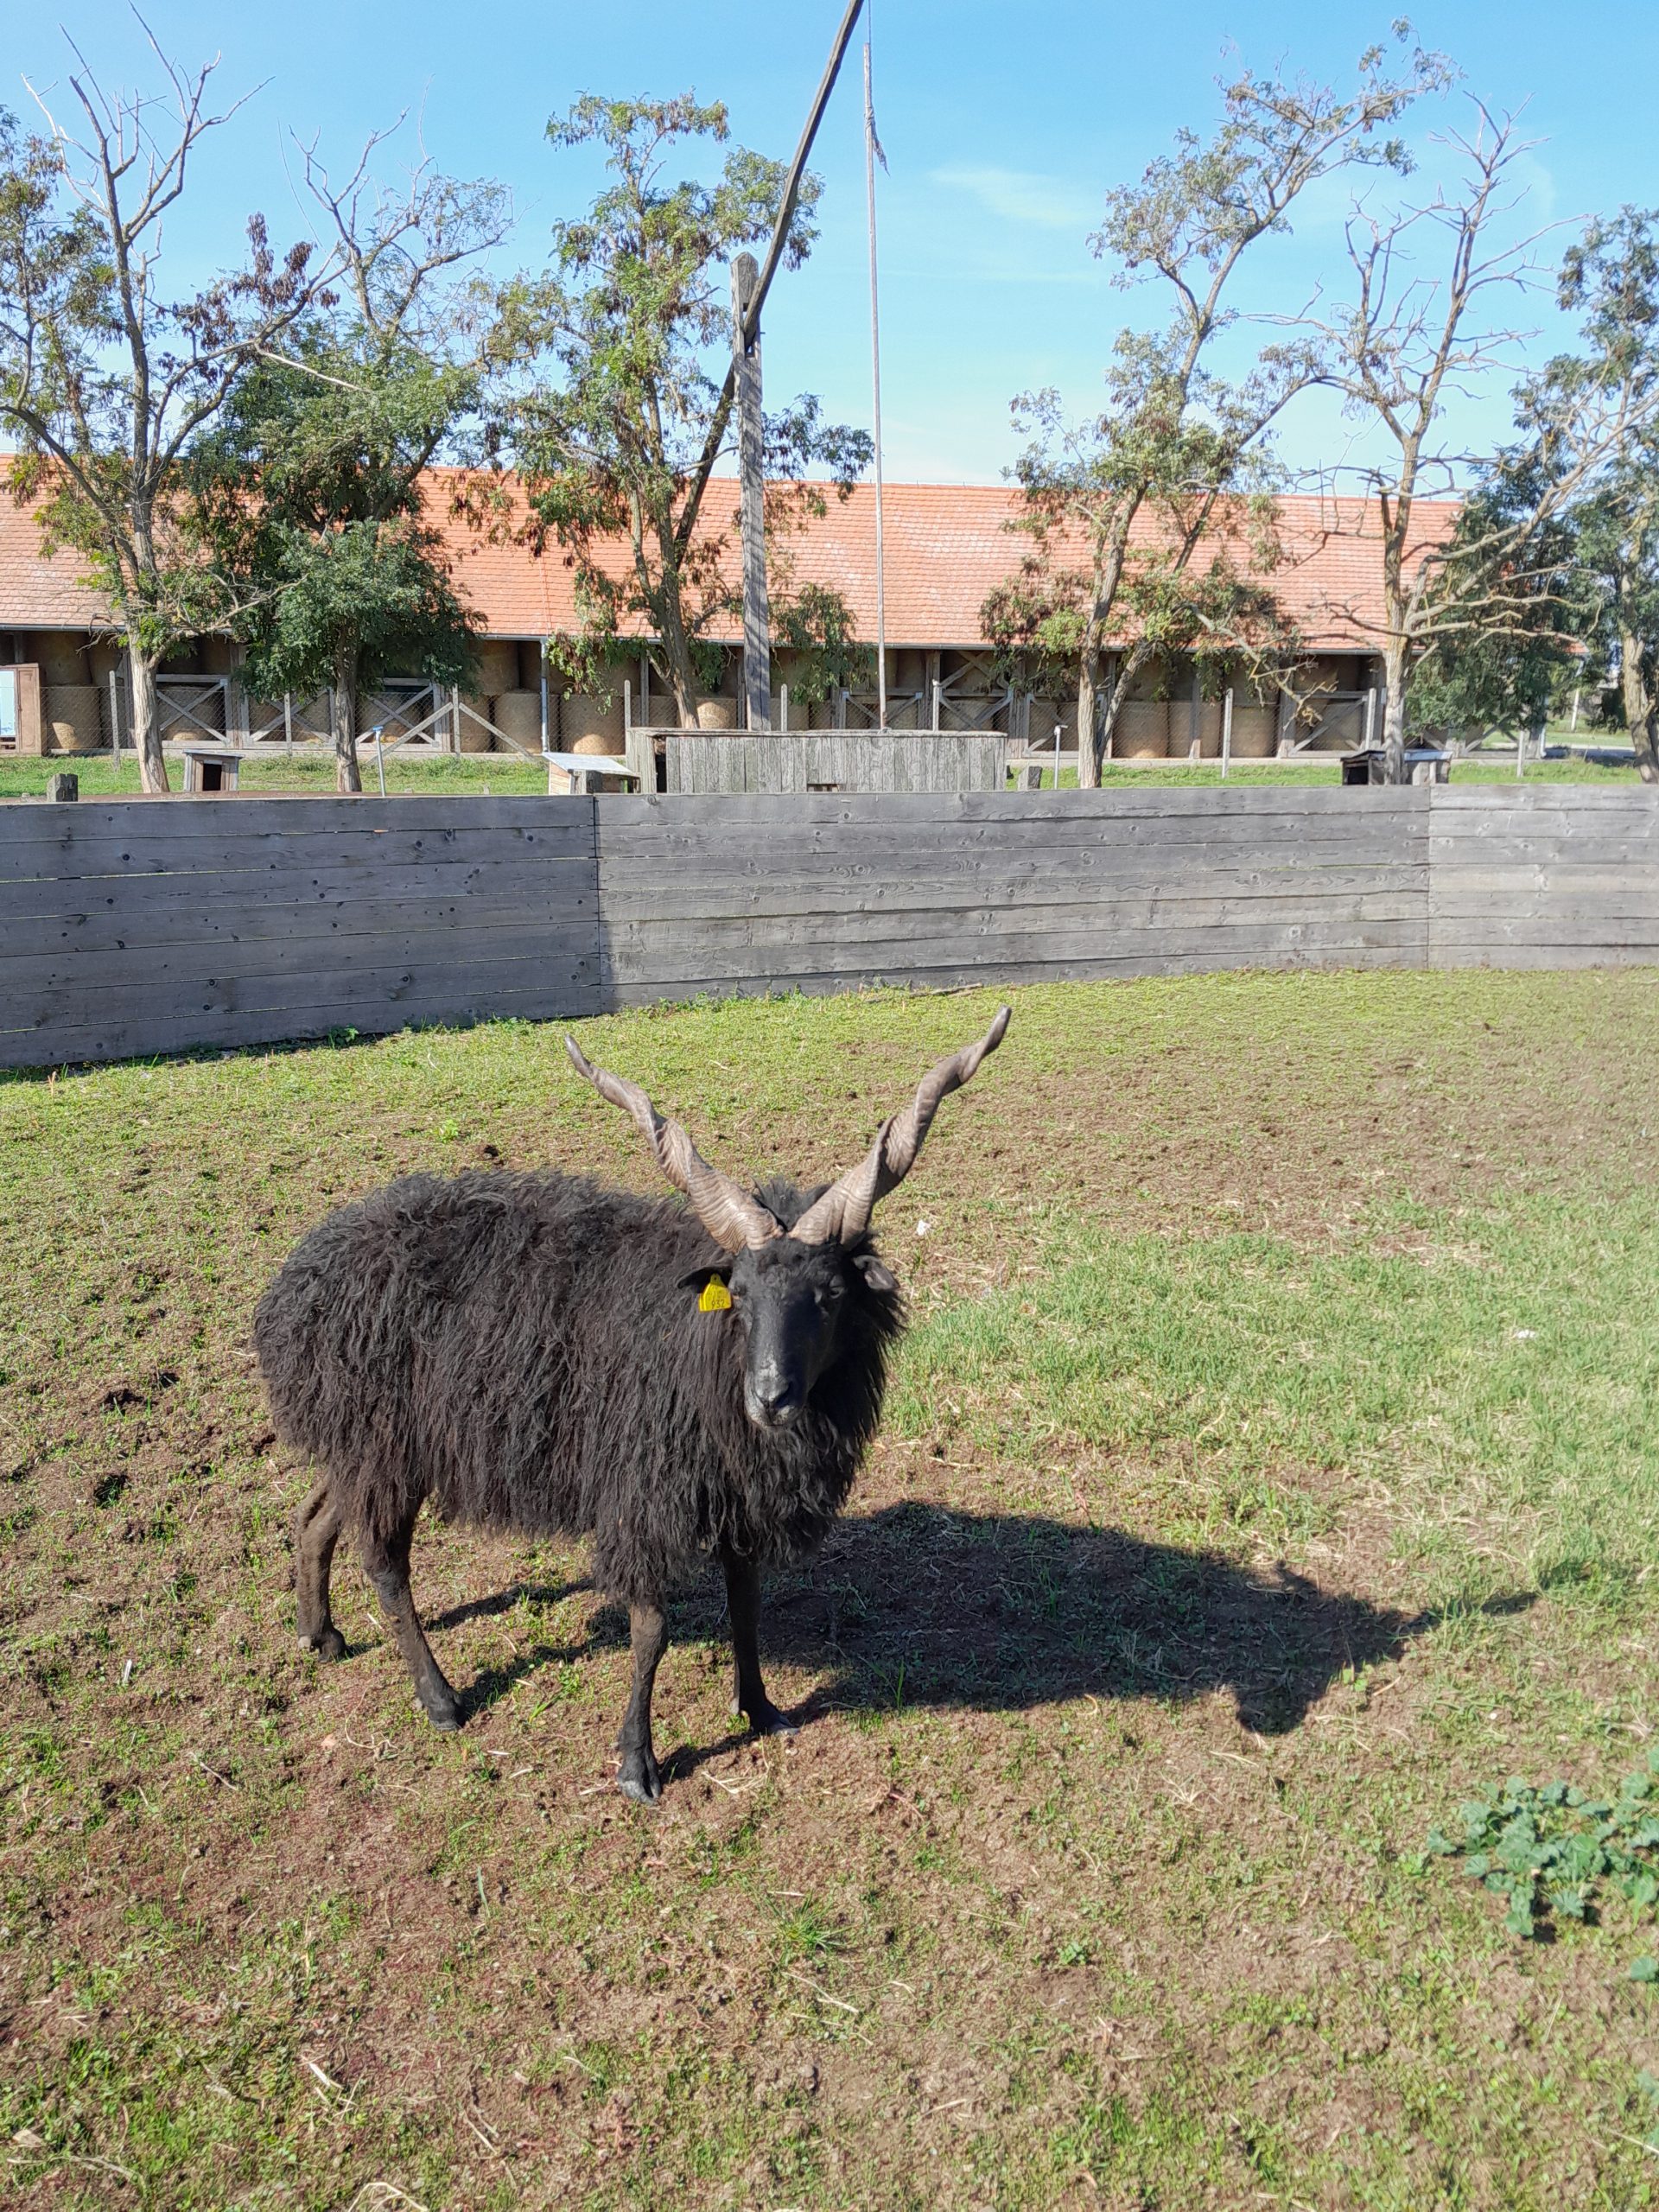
[616,1599,668,1806]
[360,1516,461,1732]
[721,1548,797,1738]
[295,1479,346,1661]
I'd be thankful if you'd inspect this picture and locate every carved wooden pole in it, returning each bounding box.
[732,251,772,733]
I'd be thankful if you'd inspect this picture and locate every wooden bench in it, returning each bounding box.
[545,750,641,795]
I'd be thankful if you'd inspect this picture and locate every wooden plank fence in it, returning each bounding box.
[1,786,1655,1068]
[664,730,1007,794]
[0,798,601,1067]
[595,786,1429,1002]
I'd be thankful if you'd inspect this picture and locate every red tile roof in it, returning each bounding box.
[427,473,1459,653]
[0,483,108,630]
[1,462,1458,653]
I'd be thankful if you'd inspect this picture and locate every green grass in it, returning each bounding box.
[3,969,1658,2208]
[1025,755,1645,789]
[0,747,1643,800]
[893,1192,1659,1599]
[0,749,555,799]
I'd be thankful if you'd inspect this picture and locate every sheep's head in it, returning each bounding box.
[565,1006,1010,1431]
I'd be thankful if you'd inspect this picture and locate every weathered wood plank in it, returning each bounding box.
[601,918,1427,987]
[599,860,1428,918]
[1430,942,1659,971]
[1430,917,1659,947]
[608,784,1421,828]
[0,793,598,849]
[0,823,596,887]
[2,947,597,1037]
[0,981,599,1069]
[3,919,599,998]
[0,855,596,931]
[5,889,596,958]
[1432,896,1659,925]
[601,943,1425,1008]
[603,893,1427,956]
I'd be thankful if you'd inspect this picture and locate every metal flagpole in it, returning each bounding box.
[864,11,887,731]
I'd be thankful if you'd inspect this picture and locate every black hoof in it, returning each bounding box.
[299,1626,346,1662]
[418,1689,462,1733]
[617,1753,663,1805]
[739,1699,798,1738]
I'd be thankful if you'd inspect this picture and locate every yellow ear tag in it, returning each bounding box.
[698,1278,733,1313]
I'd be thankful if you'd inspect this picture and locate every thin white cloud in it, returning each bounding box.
[931,164,1098,232]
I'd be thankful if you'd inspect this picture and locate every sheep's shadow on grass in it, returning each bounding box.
[747,1503,1472,1742]
[443,1503,1532,1756]
[425,1580,590,1636]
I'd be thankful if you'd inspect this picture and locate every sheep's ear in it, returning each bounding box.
[678,1263,733,1295]
[851,1253,899,1295]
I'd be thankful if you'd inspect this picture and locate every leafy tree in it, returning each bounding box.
[193,139,512,791]
[508,95,870,722]
[993,31,1448,785]
[1522,211,1659,779]
[772,580,873,709]
[1391,207,1659,775]
[0,52,315,791]
[1402,466,1583,745]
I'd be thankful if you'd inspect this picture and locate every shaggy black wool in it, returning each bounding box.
[252,1169,906,1605]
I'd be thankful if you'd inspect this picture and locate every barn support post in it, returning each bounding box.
[731,252,772,734]
[1221,687,1234,779]
[1189,662,1202,762]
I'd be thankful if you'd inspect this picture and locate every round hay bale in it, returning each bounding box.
[43,685,104,753]
[1114,700,1168,759]
[493,690,543,753]
[696,696,737,730]
[1230,704,1277,757]
[456,691,494,753]
[475,640,520,696]
[560,692,625,753]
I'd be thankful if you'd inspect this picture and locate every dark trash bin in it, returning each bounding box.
[1341,746,1450,785]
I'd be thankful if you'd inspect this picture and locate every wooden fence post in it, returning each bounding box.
[732,251,772,733]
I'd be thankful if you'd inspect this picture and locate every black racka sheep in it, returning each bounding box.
[253,1007,1009,1802]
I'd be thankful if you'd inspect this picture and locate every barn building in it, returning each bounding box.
[0,472,1454,766]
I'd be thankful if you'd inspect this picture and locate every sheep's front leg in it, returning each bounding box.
[361,1517,461,1732]
[721,1548,797,1738]
[617,1599,668,1805]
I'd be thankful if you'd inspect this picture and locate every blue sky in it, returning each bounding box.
[10,2,1659,485]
